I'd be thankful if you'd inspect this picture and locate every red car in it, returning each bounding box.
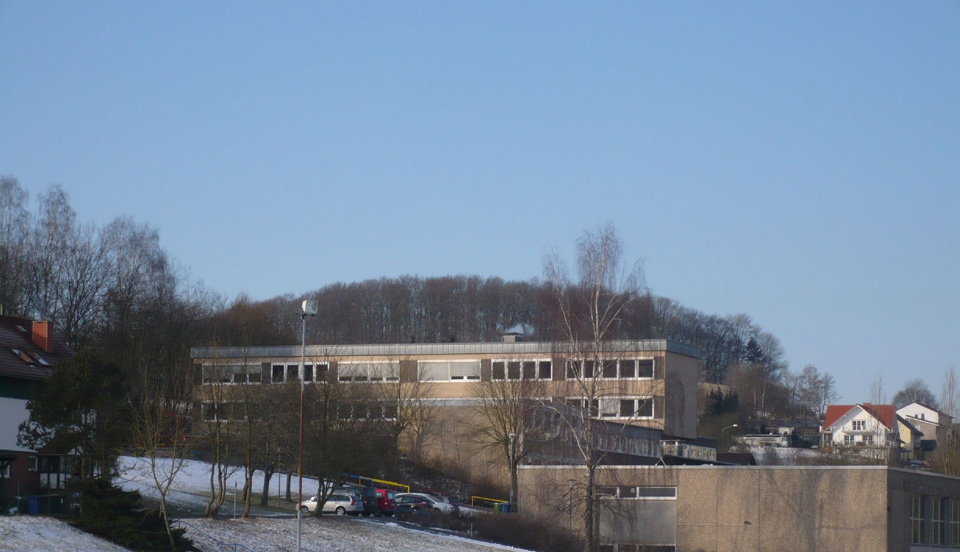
[375,488,397,517]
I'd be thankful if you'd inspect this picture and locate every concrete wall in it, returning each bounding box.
[519,465,931,552]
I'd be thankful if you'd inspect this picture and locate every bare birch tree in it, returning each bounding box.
[543,222,650,552]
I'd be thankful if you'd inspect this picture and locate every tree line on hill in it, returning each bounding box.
[2,176,796,387]
[2,176,843,551]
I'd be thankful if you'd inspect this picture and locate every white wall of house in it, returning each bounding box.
[0,397,31,452]
[898,402,941,426]
[828,406,893,447]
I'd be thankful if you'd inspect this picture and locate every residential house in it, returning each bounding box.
[898,402,953,460]
[0,315,74,513]
[821,403,899,449]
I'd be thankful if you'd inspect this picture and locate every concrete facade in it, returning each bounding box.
[191,339,700,489]
[519,464,960,552]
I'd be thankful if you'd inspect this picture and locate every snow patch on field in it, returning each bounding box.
[0,516,129,552]
[4,457,530,552]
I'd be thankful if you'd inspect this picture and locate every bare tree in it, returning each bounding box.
[373,356,438,471]
[941,366,960,420]
[128,360,195,548]
[870,373,886,405]
[0,175,30,315]
[472,368,545,508]
[892,379,939,409]
[543,222,650,552]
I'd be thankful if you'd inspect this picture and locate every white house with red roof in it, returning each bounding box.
[820,403,899,448]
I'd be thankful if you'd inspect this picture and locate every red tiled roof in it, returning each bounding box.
[823,403,895,431]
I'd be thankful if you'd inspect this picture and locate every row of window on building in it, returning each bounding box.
[564,397,654,419]
[201,358,656,385]
[201,395,655,423]
[911,493,960,547]
[200,401,400,422]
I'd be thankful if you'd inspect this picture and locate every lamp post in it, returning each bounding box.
[721,424,739,453]
[567,478,575,532]
[297,300,317,552]
[508,433,516,511]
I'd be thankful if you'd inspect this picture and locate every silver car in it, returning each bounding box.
[299,493,363,515]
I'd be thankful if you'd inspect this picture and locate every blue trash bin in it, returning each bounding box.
[28,496,39,515]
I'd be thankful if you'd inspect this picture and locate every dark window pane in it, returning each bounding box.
[539,361,552,379]
[584,361,595,378]
[603,361,617,378]
[522,362,536,380]
[637,400,653,417]
[272,365,284,382]
[304,365,314,382]
[508,362,521,380]
[620,360,636,378]
[492,362,505,380]
[566,362,578,379]
[637,360,654,378]
[620,400,636,417]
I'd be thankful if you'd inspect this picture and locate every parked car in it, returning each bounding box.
[431,494,460,514]
[299,493,364,515]
[395,492,456,514]
[375,488,397,517]
[395,493,432,512]
[336,485,379,517]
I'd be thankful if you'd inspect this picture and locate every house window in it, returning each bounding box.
[843,434,854,446]
[337,402,397,421]
[492,360,552,381]
[271,364,302,383]
[951,498,960,545]
[932,497,946,545]
[28,456,37,472]
[338,362,399,382]
[577,397,653,419]
[566,397,599,417]
[603,361,618,379]
[852,420,866,431]
[420,360,480,382]
[912,494,927,544]
[0,463,9,478]
[567,358,655,380]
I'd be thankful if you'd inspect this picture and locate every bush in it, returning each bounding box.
[473,512,583,552]
[69,479,197,552]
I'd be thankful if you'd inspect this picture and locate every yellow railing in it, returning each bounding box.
[471,495,508,509]
[347,474,409,493]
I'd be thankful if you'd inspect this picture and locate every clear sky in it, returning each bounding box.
[1,2,958,404]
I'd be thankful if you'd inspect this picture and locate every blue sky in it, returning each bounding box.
[2,2,958,404]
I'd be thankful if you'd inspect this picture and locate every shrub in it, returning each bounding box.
[69,479,196,552]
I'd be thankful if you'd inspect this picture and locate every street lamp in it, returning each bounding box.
[567,478,575,532]
[721,424,739,453]
[508,433,516,511]
[297,299,317,552]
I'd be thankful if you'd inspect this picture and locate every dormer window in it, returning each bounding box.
[9,348,35,365]
[28,351,50,366]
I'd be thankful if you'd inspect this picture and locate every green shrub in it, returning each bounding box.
[69,479,196,551]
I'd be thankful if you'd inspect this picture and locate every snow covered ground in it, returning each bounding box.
[0,516,129,552]
[1,456,530,552]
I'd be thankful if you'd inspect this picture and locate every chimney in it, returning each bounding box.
[32,321,54,353]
